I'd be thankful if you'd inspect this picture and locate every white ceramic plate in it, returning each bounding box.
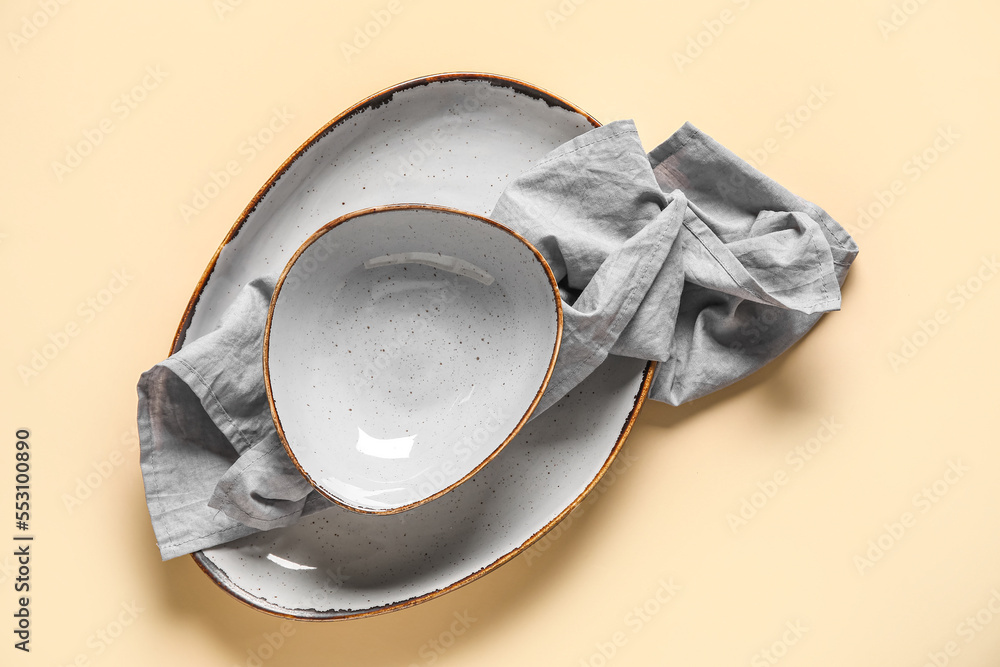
[176,73,654,618]
[265,205,563,514]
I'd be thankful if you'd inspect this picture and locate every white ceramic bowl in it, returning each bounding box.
[264,204,562,514]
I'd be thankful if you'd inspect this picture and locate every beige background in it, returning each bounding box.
[2,0,998,665]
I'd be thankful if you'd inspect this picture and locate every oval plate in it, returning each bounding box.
[176,73,655,619]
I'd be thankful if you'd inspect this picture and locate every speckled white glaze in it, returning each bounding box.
[201,356,649,618]
[266,206,562,513]
[180,74,653,618]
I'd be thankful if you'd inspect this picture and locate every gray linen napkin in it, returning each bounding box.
[138,120,857,560]
[491,120,855,411]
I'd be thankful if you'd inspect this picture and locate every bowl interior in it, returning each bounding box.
[266,206,561,513]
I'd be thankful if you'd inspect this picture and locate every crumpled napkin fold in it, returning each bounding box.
[138,120,858,560]
[491,120,854,412]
